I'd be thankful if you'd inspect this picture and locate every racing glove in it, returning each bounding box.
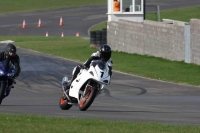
[80,64,87,69]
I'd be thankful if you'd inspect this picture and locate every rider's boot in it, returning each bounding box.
[8,85,14,89]
[64,76,75,91]
[64,80,71,92]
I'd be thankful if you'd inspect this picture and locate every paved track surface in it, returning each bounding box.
[0,0,200,125]
[0,0,199,36]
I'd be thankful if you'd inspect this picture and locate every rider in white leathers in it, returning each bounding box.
[64,44,113,91]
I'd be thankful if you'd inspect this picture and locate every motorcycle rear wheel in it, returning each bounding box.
[0,82,6,105]
[59,95,72,110]
[79,87,97,111]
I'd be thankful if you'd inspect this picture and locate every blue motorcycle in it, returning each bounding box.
[0,59,16,105]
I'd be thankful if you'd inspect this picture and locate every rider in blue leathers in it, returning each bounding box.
[0,43,21,94]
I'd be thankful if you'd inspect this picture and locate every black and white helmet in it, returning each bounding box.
[99,44,111,62]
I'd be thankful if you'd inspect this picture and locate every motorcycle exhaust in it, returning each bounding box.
[62,88,71,102]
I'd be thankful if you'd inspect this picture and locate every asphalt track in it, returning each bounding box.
[0,0,200,36]
[0,44,200,125]
[0,0,200,125]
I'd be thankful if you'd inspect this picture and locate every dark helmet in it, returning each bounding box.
[99,44,111,62]
[5,43,16,55]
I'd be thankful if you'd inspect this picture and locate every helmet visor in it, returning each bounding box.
[101,52,111,62]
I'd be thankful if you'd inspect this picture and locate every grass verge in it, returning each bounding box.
[0,36,200,86]
[0,0,107,14]
[146,5,200,22]
[90,21,107,31]
[0,113,200,133]
[90,6,200,31]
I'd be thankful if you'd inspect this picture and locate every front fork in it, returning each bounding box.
[83,84,92,97]
[82,80,92,97]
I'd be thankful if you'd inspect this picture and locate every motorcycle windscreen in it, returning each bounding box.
[91,60,106,70]
[91,60,110,82]
[1,59,10,72]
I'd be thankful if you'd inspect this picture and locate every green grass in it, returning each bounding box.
[0,0,107,14]
[1,36,200,86]
[0,36,96,62]
[90,22,107,31]
[0,113,200,133]
[146,6,200,22]
[90,6,200,32]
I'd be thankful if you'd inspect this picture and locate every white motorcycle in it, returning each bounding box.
[59,60,111,111]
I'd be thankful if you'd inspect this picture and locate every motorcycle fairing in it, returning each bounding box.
[69,61,110,100]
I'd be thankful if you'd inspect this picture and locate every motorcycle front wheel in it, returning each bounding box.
[0,82,6,105]
[59,95,72,110]
[79,87,97,111]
